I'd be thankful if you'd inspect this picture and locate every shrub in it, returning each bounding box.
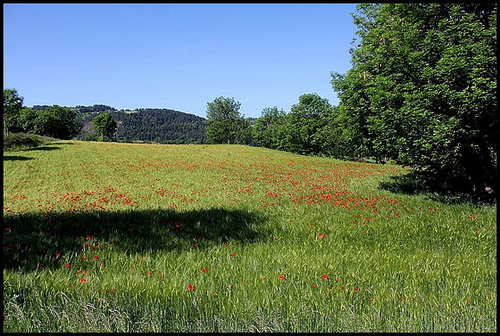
[3,132,43,150]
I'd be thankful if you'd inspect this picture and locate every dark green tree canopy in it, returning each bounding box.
[252,106,286,150]
[205,96,250,145]
[3,88,24,136]
[92,112,117,141]
[282,93,334,156]
[332,3,497,199]
[4,99,82,140]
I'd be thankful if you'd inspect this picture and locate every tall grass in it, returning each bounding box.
[3,141,496,332]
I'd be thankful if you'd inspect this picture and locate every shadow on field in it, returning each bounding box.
[47,142,74,145]
[26,146,61,151]
[3,207,268,271]
[379,171,487,204]
[3,155,34,161]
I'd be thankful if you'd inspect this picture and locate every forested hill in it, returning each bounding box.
[42,105,207,144]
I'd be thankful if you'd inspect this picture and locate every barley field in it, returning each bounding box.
[3,141,496,332]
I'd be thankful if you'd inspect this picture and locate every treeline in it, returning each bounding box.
[75,106,206,144]
[3,3,496,200]
[206,3,497,201]
[3,92,82,140]
[3,100,206,144]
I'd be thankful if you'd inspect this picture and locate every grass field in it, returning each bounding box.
[3,141,497,332]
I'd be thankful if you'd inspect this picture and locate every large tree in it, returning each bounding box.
[205,96,250,144]
[3,88,24,136]
[252,106,287,150]
[92,112,117,141]
[332,3,497,200]
[280,93,334,156]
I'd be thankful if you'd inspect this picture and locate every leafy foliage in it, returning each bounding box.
[92,112,117,141]
[3,88,24,136]
[331,3,497,199]
[3,132,43,150]
[251,106,286,150]
[205,96,251,145]
[7,104,82,140]
[279,93,335,156]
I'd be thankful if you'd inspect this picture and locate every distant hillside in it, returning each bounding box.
[53,105,207,144]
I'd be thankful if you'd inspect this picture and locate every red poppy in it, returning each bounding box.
[94,256,99,260]
[80,278,86,283]
[201,268,207,273]
[186,284,194,290]
[65,263,70,268]
[279,275,285,280]
[322,275,328,279]
[230,253,236,257]
[312,284,317,289]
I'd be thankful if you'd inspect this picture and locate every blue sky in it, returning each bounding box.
[3,3,358,118]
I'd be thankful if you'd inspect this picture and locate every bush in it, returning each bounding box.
[3,132,43,150]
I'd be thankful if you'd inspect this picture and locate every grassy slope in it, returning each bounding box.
[3,141,497,332]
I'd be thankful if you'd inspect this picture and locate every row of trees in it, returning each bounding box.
[205,3,496,200]
[3,89,82,139]
[205,93,341,157]
[4,4,496,200]
[3,90,116,141]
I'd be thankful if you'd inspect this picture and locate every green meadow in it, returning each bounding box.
[3,141,497,332]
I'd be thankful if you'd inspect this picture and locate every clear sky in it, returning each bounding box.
[3,3,358,118]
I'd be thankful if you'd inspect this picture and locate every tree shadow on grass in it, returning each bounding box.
[379,171,481,204]
[3,207,268,272]
[25,146,61,151]
[3,155,34,161]
[47,142,74,145]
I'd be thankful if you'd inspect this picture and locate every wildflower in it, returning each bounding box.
[322,275,328,280]
[279,275,285,280]
[201,268,207,273]
[147,271,152,275]
[312,284,317,289]
[186,284,194,290]
[94,256,99,260]
[354,287,359,291]
[80,278,86,283]
[230,253,236,257]
[65,263,70,268]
